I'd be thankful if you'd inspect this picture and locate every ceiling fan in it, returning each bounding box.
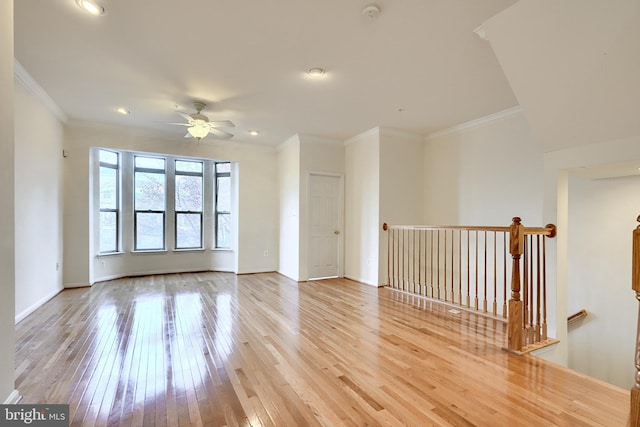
[162,101,235,141]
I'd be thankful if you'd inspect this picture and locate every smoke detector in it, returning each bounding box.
[362,4,380,19]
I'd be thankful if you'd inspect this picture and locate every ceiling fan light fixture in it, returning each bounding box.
[187,124,209,140]
[76,0,107,16]
[160,102,234,141]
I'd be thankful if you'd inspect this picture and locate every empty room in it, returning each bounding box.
[2,0,640,425]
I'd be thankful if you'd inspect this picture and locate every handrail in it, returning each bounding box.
[567,309,588,324]
[384,217,556,354]
[383,222,556,237]
[629,215,640,426]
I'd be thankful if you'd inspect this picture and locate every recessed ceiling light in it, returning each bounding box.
[307,68,326,78]
[76,0,107,16]
[116,107,130,115]
[248,130,260,136]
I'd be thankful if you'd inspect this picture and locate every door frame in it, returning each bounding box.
[305,171,345,280]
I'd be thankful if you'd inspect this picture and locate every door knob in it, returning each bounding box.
[334,230,340,235]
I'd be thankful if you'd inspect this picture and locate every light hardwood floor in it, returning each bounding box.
[15,272,628,426]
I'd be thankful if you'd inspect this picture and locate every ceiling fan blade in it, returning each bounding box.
[157,122,191,127]
[176,111,194,122]
[184,132,192,139]
[208,128,234,139]
[207,120,235,128]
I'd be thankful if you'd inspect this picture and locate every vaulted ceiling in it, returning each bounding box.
[483,0,640,152]
[14,0,519,145]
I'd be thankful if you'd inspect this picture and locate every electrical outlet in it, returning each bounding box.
[263,250,269,257]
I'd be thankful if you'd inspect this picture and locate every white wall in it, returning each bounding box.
[567,174,639,388]
[544,134,640,375]
[418,106,640,388]
[344,128,380,286]
[14,79,64,322]
[423,111,567,362]
[424,110,543,226]
[0,0,16,404]
[277,135,300,280]
[64,122,279,285]
[378,129,424,285]
[480,0,640,378]
[277,134,345,281]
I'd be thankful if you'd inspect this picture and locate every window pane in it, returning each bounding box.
[135,156,165,170]
[216,176,230,212]
[176,213,202,248]
[135,171,165,210]
[100,150,118,165]
[99,166,117,209]
[216,162,231,173]
[176,160,203,173]
[217,213,230,248]
[136,212,164,250]
[175,175,202,211]
[99,211,117,252]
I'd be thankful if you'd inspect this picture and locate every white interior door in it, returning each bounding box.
[308,173,343,279]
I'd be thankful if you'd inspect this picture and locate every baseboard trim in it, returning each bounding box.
[93,268,235,284]
[343,275,378,287]
[64,282,91,289]
[15,287,63,324]
[4,389,21,404]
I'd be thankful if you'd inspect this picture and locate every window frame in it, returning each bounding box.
[174,159,204,250]
[215,162,231,249]
[98,149,120,254]
[133,155,167,251]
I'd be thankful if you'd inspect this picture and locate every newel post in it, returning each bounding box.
[508,217,524,352]
[630,216,640,426]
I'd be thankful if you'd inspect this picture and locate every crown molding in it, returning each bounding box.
[276,134,300,152]
[14,60,68,123]
[425,106,523,141]
[344,127,380,146]
[379,127,423,141]
[298,133,343,146]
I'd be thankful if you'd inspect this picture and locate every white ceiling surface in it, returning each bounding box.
[14,0,519,146]
[484,0,640,152]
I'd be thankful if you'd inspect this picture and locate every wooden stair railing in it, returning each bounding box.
[567,309,588,324]
[384,217,556,354]
[507,217,557,353]
[629,215,640,427]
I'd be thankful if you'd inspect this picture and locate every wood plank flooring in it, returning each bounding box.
[15,272,628,426]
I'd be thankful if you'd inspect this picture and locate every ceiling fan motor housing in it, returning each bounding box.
[190,113,208,121]
[190,101,209,121]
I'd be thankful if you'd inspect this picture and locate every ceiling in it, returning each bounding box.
[14,0,519,146]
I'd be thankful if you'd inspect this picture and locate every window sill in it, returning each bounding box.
[211,248,232,252]
[131,249,168,255]
[173,248,206,253]
[97,251,124,257]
